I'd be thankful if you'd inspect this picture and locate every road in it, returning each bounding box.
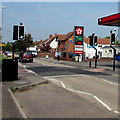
[18,58,119,117]
[1,58,119,118]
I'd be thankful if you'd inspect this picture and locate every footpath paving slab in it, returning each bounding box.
[2,83,24,118]
[14,81,116,118]
[2,63,47,119]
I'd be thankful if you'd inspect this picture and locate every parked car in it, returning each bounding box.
[19,51,33,63]
[14,52,20,59]
[6,51,12,57]
[4,51,9,56]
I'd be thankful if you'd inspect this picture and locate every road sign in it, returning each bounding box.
[74,26,84,54]
[74,45,83,51]
[74,51,84,54]
[75,27,84,36]
[74,47,83,51]
[75,45,83,48]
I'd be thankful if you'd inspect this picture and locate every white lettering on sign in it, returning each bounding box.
[75,45,83,48]
[75,48,83,51]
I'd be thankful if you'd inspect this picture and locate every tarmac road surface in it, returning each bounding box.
[2,58,119,119]
[13,60,118,118]
[14,81,117,118]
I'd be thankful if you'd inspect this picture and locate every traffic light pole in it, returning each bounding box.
[110,45,116,71]
[12,43,15,59]
[92,46,97,68]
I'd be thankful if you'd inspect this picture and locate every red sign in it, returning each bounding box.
[76,27,83,36]
[74,51,83,54]
[76,41,83,45]
[98,13,120,26]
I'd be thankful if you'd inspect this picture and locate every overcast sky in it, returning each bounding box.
[1,1,119,42]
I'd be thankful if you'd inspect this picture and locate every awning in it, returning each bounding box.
[98,13,120,27]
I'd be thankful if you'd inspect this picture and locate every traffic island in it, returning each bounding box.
[10,80,48,93]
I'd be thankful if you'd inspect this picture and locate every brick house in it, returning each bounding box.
[57,31,75,61]
[34,31,112,60]
[57,31,111,61]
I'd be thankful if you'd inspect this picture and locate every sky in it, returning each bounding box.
[0,1,119,43]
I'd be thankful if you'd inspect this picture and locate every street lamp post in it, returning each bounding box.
[0,6,7,53]
[1,6,7,38]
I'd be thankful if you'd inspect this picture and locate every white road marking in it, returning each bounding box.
[19,62,119,114]
[19,63,38,75]
[114,111,120,114]
[44,74,90,78]
[45,77,119,114]
[44,74,118,86]
[101,79,118,86]
[23,66,38,75]
[93,96,112,111]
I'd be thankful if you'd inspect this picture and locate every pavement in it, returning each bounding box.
[2,64,47,119]
[1,58,119,119]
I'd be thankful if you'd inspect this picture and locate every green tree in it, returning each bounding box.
[115,40,120,45]
[14,34,33,51]
[104,36,110,39]
[3,42,12,51]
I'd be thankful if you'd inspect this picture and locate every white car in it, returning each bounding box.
[6,51,12,57]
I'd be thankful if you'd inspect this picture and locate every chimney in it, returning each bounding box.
[55,33,57,36]
[49,34,53,38]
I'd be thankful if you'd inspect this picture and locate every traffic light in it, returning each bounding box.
[89,35,93,46]
[94,36,98,46]
[111,33,115,45]
[19,25,24,40]
[13,25,18,40]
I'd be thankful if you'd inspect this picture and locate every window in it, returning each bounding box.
[98,45,102,47]
[68,52,73,58]
[63,52,67,58]
[109,50,112,54]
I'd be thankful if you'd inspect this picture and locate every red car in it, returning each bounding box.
[19,51,33,63]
